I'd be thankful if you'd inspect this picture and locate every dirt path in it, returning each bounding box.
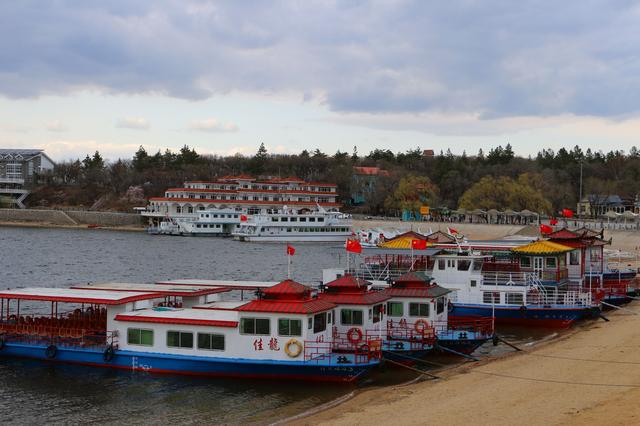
[292,307,640,426]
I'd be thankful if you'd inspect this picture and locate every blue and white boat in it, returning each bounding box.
[0,282,381,383]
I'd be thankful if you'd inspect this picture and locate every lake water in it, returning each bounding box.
[0,226,555,425]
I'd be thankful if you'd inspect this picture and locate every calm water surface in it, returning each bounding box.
[0,227,558,425]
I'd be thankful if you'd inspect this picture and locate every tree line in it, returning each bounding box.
[29,143,640,216]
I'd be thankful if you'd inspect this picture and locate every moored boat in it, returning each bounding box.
[233,207,352,242]
[0,282,381,383]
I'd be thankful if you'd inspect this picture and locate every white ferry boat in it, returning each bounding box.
[0,280,382,382]
[233,208,352,242]
[156,209,244,236]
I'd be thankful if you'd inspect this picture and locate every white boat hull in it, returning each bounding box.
[234,233,351,242]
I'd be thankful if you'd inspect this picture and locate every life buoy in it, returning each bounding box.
[284,339,303,358]
[347,327,363,344]
[414,319,429,334]
[103,344,115,362]
[45,344,57,359]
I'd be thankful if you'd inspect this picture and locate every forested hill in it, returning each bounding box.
[26,143,640,215]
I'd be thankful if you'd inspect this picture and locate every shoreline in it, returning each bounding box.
[289,307,640,425]
[0,220,145,232]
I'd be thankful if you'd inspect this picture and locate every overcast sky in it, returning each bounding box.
[1,1,639,161]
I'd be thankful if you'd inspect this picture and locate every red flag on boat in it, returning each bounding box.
[411,239,427,250]
[550,217,558,225]
[286,244,295,256]
[448,227,458,235]
[540,224,553,234]
[561,209,574,218]
[240,214,248,222]
[346,239,362,254]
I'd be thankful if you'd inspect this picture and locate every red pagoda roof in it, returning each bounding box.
[426,230,457,243]
[236,298,335,314]
[262,279,311,299]
[384,286,451,299]
[394,271,433,287]
[324,275,371,289]
[320,274,389,305]
[235,279,336,314]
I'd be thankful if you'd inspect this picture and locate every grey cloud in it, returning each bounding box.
[0,1,639,118]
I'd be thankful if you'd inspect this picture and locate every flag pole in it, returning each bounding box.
[288,250,291,279]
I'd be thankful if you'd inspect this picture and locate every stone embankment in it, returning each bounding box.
[0,208,143,228]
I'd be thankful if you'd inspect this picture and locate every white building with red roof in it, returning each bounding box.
[142,175,340,223]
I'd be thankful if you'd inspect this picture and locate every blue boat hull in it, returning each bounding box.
[450,304,599,328]
[0,342,375,383]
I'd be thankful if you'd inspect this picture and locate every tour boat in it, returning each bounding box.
[233,208,352,242]
[317,273,491,362]
[0,281,381,383]
[155,209,244,237]
[382,271,492,355]
[324,241,602,328]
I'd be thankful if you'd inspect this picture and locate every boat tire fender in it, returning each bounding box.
[103,344,115,362]
[414,319,429,334]
[45,345,57,359]
[447,303,454,313]
[347,328,363,344]
[285,339,303,358]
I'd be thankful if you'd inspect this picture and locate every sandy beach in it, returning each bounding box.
[292,306,640,426]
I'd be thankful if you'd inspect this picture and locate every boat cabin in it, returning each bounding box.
[318,275,389,348]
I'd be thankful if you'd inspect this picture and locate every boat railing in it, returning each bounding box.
[524,287,594,306]
[482,271,528,286]
[304,337,381,364]
[383,319,436,348]
[0,323,112,349]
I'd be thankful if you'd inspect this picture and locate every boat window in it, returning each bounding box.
[290,217,298,222]
[520,257,531,268]
[482,292,500,304]
[570,250,580,265]
[127,328,154,346]
[300,217,306,222]
[457,260,471,271]
[472,261,482,271]
[438,259,446,270]
[318,217,324,222]
[470,280,477,287]
[506,293,524,305]
[272,217,279,222]
[240,318,271,335]
[373,304,384,323]
[313,312,327,333]
[309,217,316,222]
[409,303,429,317]
[340,309,363,325]
[545,257,556,268]
[386,302,403,317]
[308,317,312,329]
[436,298,445,314]
[327,312,332,324]
[197,333,225,351]
[447,259,455,268]
[281,217,289,222]
[278,318,302,336]
[167,331,194,349]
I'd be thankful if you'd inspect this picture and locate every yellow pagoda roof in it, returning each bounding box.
[379,236,433,249]
[511,240,573,255]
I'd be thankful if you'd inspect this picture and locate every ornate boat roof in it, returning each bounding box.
[511,240,574,255]
[236,279,336,314]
